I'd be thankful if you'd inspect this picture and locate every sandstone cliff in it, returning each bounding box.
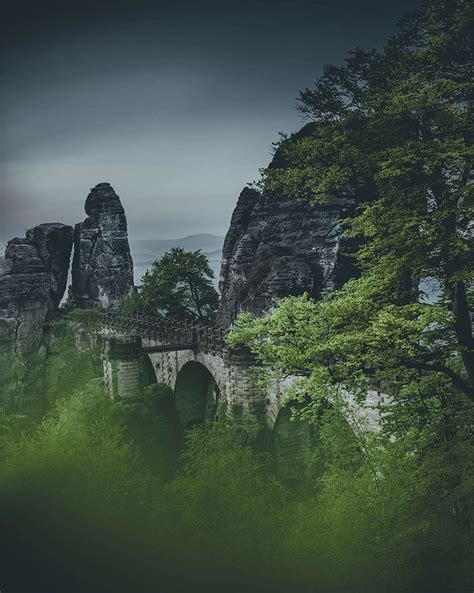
[0,182,136,412]
[0,223,73,412]
[217,126,358,327]
[69,182,134,309]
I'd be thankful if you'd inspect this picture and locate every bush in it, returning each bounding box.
[0,379,472,593]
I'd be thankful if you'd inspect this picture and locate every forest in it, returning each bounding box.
[0,1,473,592]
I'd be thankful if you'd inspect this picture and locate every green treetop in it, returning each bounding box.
[230,0,474,422]
[132,247,219,322]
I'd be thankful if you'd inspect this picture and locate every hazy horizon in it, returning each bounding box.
[1,0,420,246]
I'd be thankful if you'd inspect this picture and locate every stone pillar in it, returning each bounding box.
[223,349,268,443]
[70,183,134,310]
[103,335,144,401]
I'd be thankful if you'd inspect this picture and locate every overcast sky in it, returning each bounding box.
[1,0,420,244]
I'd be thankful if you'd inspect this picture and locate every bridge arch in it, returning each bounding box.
[145,349,228,396]
[142,354,158,386]
[174,361,220,429]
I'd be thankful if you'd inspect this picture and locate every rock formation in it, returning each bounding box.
[217,125,358,327]
[0,182,135,412]
[70,182,134,310]
[0,223,73,412]
[26,223,74,308]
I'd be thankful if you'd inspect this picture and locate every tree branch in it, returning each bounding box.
[405,359,474,401]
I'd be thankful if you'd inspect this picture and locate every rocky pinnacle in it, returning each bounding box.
[70,182,134,310]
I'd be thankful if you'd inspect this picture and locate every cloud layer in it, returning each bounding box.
[0,0,420,244]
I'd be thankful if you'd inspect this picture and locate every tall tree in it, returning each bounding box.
[137,248,219,322]
[238,0,473,407]
[229,13,474,578]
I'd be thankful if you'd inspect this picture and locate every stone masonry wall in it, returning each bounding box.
[146,346,266,435]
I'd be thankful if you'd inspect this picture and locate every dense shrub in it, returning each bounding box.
[0,379,472,593]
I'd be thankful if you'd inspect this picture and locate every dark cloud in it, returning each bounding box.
[1,0,420,244]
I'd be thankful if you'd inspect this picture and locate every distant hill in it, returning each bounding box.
[129,233,224,287]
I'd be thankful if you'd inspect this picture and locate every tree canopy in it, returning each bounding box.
[231,0,473,413]
[228,11,474,581]
[133,248,219,322]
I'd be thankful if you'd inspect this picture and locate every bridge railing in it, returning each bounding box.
[100,311,229,352]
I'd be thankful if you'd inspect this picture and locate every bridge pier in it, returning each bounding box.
[102,342,268,441]
[103,335,145,401]
[221,350,268,440]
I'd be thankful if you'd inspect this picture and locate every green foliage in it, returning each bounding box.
[260,0,473,397]
[0,387,287,592]
[67,308,103,323]
[1,4,472,592]
[0,408,33,448]
[119,292,142,312]
[1,379,472,592]
[162,425,286,556]
[228,280,474,592]
[226,4,474,589]
[44,315,102,404]
[109,383,183,478]
[289,407,474,593]
[134,247,219,321]
[229,273,467,419]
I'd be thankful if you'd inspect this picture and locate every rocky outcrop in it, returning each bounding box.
[26,223,74,308]
[0,224,73,412]
[217,126,358,328]
[70,182,134,310]
[0,182,134,412]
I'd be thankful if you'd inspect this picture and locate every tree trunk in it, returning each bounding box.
[451,280,474,390]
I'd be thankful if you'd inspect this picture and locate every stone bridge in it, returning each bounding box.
[100,311,278,439]
[98,312,384,473]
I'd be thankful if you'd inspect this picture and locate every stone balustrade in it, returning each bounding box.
[100,311,229,353]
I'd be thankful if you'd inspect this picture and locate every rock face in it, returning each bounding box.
[26,223,74,308]
[0,182,134,411]
[217,126,358,328]
[0,224,73,412]
[70,182,134,309]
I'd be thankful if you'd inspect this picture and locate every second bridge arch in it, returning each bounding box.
[174,361,220,429]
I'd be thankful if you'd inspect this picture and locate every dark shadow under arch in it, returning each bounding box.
[174,361,220,429]
[142,355,158,386]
